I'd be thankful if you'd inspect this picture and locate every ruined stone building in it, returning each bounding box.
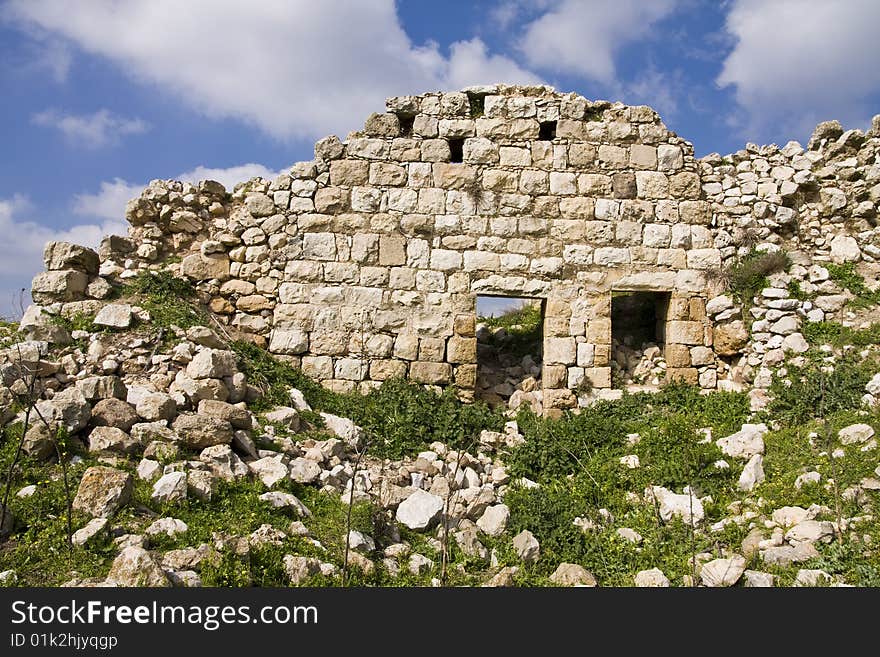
[27,85,880,412]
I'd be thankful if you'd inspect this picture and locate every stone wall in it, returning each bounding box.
[25,85,880,410]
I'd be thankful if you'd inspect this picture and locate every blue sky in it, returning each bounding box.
[1,0,879,318]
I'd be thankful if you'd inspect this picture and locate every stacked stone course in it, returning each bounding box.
[26,85,880,410]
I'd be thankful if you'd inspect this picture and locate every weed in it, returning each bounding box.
[826,262,880,309]
[725,249,791,304]
[123,270,206,330]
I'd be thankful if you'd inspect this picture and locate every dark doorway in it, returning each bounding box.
[475,296,544,411]
[611,291,670,388]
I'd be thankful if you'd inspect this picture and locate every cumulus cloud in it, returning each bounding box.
[0,195,126,318]
[31,108,149,148]
[7,0,540,140]
[518,0,679,83]
[717,0,880,139]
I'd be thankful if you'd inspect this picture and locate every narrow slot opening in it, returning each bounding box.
[539,120,557,141]
[448,138,464,163]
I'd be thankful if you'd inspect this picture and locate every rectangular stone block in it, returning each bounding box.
[447,336,476,363]
[409,361,452,385]
[369,359,408,381]
[666,367,698,385]
[583,367,611,389]
[664,343,691,368]
[542,364,567,388]
[379,235,406,266]
[544,337,576,365]
[454,364,477,388]
[666,320,704,345]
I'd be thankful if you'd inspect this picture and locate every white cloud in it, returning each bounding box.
[717,0,880,139]
[0,195,126,318]
[72,178,145,221]
[518,0,679,83]
[7,0,540,140]
[32,108,149,148]
[176,163,282,191]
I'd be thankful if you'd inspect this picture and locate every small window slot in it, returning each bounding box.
[539,121,557,141]
[448,138,464,163]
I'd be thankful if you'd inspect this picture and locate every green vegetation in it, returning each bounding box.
[725,249,791,304]
[826,262,880,309]
[123,270,207,330]
[50,311,97,333]
[478,300,543,359]
[766,353,873,426]
[802,320,880,348]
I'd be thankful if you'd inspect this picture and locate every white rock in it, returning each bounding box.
[700,554,746,587]
[648,486,704,526]
[743,570,775,587]
[476,504,510,537]
[71,517,108,546]
[288,388,311,411]
[738,454,765,491]
[772,506,810,527]
[248,457,289,488]
[785,520,835,544]
[705,295,735,316]
[829,235,861,263]
[634,568,670,587]
[838,423,875,445]
[512,529,540,563]
[93,303,133,329]
[717,423,767,459]
[289,457,322,484]
[795,471,821,489]
[347,530,375,553]
[866,373,880,397]
[782,333,809,354]
[795,569,833,587]
[151,471,187,504]
[319,413,364,448]
[146,517,188,537]
[396,489,444,531]
[259,492,311,516]
[616,527,643,544]
[619,454,640,469]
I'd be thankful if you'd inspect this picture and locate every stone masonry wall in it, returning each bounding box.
[25,85,880,411]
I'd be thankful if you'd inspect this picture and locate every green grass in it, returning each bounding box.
[826,262,880,309]
[802,320,880,348]
[123,270,207,331]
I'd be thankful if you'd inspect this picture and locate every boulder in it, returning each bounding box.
[259,492,311,516]
[90,398,138,432]
[43,241,99,274]
[396,489,444,531]
[717,423,767,459]
[347,530,376,553]
[760,542,819,566]
[700,555,746,587]
[512,529,540,564]
[200,445,248,481]
[283,555,322,585]
[172,413,233,449]
[88,426,140,455]
[145,517,188,538]
[319,413,364,447]
[72,466,133,517]
[743,570,775,587]
[785,520,835,544]
[738,454,765,492]
[795,569,833,587]
[829,235,861,264]
[151,471,188,504]
[248,457,289,488]
[136,393,178,422]
[71,517,108,547]
[476,504,510,537]
[93,304,133,329]
[22,423,56,460]
[550,563,597,587]
[76,376,127,401]
[106,547,170,587]
[289,457,322,484]
[838,423,875,445]
[634,568,670,587]
[186,349,238,379]
[648,486,704,526]
[197,399,252,430]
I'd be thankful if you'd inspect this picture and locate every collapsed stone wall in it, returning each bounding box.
[24,85,880,411]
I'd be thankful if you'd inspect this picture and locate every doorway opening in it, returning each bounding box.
[611,291,670,389]
[475,295,544,411]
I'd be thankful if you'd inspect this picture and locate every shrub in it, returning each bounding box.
[767,354,872,425]
[802,320,880,347]
[725,249,791,303]
[230,339,337,413]
[326,378,504,459]
[124,270,206,330]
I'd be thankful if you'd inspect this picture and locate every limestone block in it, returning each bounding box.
[447,336,477,363]
[666,367,698,385]
[545,337,576,365]
[666,320,704,345]
[369,359,408,380]
[409,361,452,384]
[330,160,369,186]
